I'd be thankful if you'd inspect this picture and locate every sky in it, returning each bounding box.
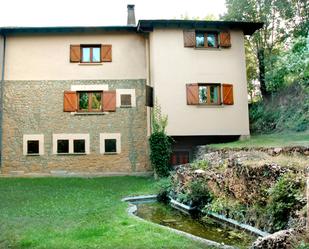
[0,0,227,27]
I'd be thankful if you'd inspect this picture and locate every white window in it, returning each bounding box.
[53,134,90,154]
[23,134,44,156]
[100,133,121,154]
[116,89,136,108]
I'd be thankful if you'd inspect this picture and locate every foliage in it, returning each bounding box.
[149,132,172,178]
[296,242,309,249]
[249,83,309,133]
[223,0,309,97]
[191,160,210,170]
[149,100,172,178]
[188,179,213,209]
[267,173,305,231]
[156,177,172,203]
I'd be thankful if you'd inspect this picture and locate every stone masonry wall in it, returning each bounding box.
[1,79,151,174]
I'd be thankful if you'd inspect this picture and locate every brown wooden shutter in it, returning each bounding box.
[101,44,112,62]
[219,32,231,48]
[103,90,116,111]
[183,30,196,47]
[64,91,77,112]
[70,45,81,62]
[222,84,234,105]
[186,84,199,105]
[146,85,154,107]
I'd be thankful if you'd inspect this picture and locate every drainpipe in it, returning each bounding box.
[0,34,6,168]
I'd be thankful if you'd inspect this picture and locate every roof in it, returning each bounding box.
[0,26,137,35]
[0,20,263,36]
[137,20,263,35]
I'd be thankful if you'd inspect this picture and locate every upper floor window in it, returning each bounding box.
[81,45,101,63]
[78,91,102,112]
[195,32,218,48]
[199,84,221,105]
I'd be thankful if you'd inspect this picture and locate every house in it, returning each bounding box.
[0,5,263,175]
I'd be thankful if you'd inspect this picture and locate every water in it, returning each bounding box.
[136,202,256,248]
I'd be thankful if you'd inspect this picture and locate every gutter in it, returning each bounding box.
[0,35,6,168]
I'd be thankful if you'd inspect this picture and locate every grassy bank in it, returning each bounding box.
[209,131,309,149]
[0,177,211,249]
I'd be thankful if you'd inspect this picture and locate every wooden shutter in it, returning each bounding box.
[222,84,234,105]
[219,32,231,48]
[146,85,154,107]
[103,90,116,111]
[186,84,199,105]
[64,91,77,112]
[101,44,112,62]
[70,45,81,62]
[183,30,196,47]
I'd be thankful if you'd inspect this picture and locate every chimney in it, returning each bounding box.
[127,4,136,26]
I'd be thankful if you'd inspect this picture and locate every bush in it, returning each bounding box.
[149,132,172,178]
[187,179,213,209]
[267,173,305,231]
[156,177,172,203]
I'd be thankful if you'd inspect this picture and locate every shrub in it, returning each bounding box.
[149,100,172,178]
[267,173,305,231]
[187,179,213,209]
[191,160,210,170]
[149,132,172,178]
[156,177,172,203]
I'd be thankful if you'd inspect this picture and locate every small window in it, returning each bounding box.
[81,45,101,63]
[27,140,39,154]
[57,140,69,153]
[105,139,117,153]
[199,84,221,105]
[74,140,85,153]
[195,32,218,48]
[78,91,102,112]
[120,94,132,107]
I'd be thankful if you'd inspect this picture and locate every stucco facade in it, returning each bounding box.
[149,29,249,136]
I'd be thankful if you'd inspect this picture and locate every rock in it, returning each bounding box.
[250,229,295,249]
[194,169,206,174]
[274,147,282,154]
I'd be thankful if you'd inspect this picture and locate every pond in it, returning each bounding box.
[135,202,256,249]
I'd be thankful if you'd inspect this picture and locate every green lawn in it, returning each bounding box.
[209,131,309,149]
[0,177,211,249]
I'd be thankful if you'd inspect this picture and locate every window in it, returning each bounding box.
[27,140,39,154]
[78,91,102,112]
[120,94,132,107]
[116,89,136,108]
[81,45,101,63]
[105,139,117,153]
[74,140,85,153]
[100,133,121,154]
[23,134,44,156]
[199,84,221,105]
[57,140,69,154]
[195,32,218,48]
[53,134,90,154]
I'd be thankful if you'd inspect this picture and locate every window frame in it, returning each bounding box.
[53,134,90,155]
[23,134,44,156]
[198,83,221,105]
[80,45,101,63]
[77,91,103,112]
[100,133,121,155]
[195,31,219,48]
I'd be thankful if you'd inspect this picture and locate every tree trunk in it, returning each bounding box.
[257,48,268,98]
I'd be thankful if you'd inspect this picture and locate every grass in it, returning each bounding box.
[209,131,309,149]
[0,177,212,249]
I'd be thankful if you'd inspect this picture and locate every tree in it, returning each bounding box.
[222,0,309,97]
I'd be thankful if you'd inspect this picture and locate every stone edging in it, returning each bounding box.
[122,195,235,249]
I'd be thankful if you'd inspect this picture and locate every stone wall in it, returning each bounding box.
[1,79,151,175]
